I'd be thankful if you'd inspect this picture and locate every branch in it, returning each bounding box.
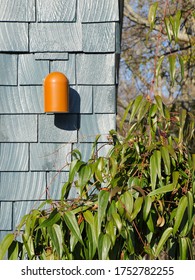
[124,0,149,27]
[161,45,192,57]
[124,0,195,44]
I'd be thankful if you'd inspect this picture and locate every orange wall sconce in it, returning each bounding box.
[44,72,69,113]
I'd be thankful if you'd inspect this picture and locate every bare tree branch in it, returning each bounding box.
[124,0,195,43]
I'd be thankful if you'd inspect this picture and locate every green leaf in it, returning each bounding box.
[126,228,135,255]
[48,224,63,258]
[150,150,161,190]
[179,237,188,260]
[8,241,19,260]
[0,233,14,260]
[61,181,72,200]
[186,237,194,259]
[172,171,179,187]
[72,149,82,160]
[61,159,86,199]
[173,195,188,235]
[155,95,165,117]
[22,234,35,259]
[98,190,110,235]
[95,158,104,182]
[109,156,118,178]
[64,211,84,246]
[161,146,171,175]
[126,123,138,140]
[149,103,157,118]
[146,212,155,232]
[155,150,161,180]
[187,191,193,222]
[112,212,122,233]
[148,2,158,30]
[170,10,181,42]
[164,17,172,41]
[84,211,98,248]
[25,210,40,237]
[168,54,176,85]
[148,183,174,196]
[143,196,152,221]
[69,159,79,182]
[85,223,96,259]
[38,208,61,229]
[192,154,195,171]
[78,164,92,189]
[98,234,111,260]
[137,99,151,123]
[129,95,143,123]
[155,227,173,257]
[120,190,134,219]
[180,219,190,237]
[69,159,85,183]
[106,219,116,245]
[156,56,164,84]
[130,196,144,221]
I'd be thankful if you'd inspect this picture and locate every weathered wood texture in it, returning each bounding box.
[0,0,122,238]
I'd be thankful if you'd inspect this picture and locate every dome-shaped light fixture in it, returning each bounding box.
[44,72,69,113]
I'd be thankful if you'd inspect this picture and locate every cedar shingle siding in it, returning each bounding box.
[0,0,122,240]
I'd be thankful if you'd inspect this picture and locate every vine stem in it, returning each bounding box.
[132,220,145,246]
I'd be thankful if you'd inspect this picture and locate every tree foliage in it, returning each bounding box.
[118,0,195,129]
[0,96,194,260]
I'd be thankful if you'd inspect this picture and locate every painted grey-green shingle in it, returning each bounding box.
[82,23,116,52]
[30,23,82,52]
[0,87,19,113]
[0,172,46,200]
[0,0,35,21]
[0,54,17,85]
[79,113,116,142]
[0,0,121,240]
[19,86,43,113]
[70,86,93,113]
[0,143,28,171]
[93,86,116,113]
[0,23,28,52]
[18,54,49,85]
[37,0,76,22]
[115,22,121,54]
[39,114,78,143]
[0,202,12,230]
[30,143,71,171]
[0,115,37,142]
[79,0,119,22]
[0,86,43,114]
[35,53,69,60]
[51,54,76,85]
[47,172,69,200]
[76,54,115,85]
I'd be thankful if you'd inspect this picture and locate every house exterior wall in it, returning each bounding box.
[0,0,123,240]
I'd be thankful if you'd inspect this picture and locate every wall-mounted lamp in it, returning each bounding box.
[44,72,69,113]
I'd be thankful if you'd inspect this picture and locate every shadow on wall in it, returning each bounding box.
[54,87,80,131]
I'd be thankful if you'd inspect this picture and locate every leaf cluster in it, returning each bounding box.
[0,96,194,260]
